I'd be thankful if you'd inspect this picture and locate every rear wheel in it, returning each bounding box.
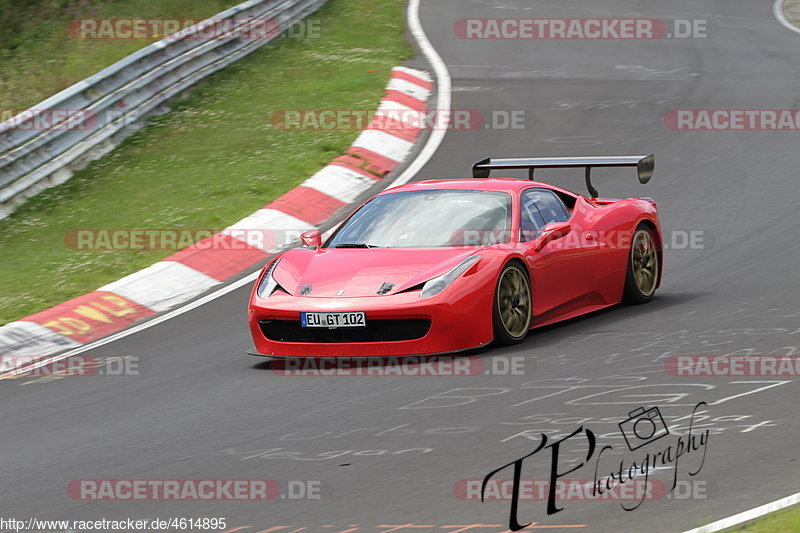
[493,262,532,345]
[623,224,660,304]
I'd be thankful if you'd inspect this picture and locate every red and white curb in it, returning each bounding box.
[0,66,432,356]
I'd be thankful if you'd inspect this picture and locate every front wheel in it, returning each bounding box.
[623,224,660,304]
[493,262,532,345]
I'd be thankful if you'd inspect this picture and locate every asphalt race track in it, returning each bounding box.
[2,0,800,531]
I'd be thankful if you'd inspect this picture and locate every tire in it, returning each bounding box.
[493,262,532,345]
[623,224,660,304]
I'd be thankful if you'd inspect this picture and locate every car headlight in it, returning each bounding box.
[420,255,481,298]
[256,258,281,298]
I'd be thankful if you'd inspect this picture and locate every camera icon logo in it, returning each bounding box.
[618,406,670,451]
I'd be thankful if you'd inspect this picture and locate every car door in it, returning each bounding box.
[519,188,594,319]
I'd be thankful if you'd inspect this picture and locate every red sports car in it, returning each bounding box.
[248,155,661,357]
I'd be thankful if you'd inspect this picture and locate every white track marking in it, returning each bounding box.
[388,0,452,188]
[682,7,800,529]
[4,10,799,533]
[377,99,420,117]
[57,4,800,531]
[100,261,219,312]
[303,166,377,203]
[0,271,259,377]
[0,321,79,356]
[393,66,433,82]
[386,77,432,101]
[222,209,313,252]
[681,492,800,532]
[351,129,414,161]
[774,0,800,34]
[0,0,443,375]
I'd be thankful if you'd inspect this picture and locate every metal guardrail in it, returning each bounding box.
[0,0,327,220]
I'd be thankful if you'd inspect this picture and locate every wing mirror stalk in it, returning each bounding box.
[533,222,571,252]
[301,230,322,248]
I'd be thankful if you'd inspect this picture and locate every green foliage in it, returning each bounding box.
[725,504,800,532]
[0,0,411,324]
[0,0,235,109]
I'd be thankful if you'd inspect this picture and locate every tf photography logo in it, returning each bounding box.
[480,402,709,531]
[617,406,670,451]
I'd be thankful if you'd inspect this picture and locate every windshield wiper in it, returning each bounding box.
[334,243,380,248]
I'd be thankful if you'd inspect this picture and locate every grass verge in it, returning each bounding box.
[724,503,800,532]
[0,0,238,111]
[0,0,411,325]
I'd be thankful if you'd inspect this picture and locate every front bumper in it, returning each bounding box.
[248,288,494,357]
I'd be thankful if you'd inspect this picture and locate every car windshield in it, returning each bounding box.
[326,189,512,248]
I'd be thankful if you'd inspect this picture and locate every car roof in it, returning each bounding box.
[381,178,578,197]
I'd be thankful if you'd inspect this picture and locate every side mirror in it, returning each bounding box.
[300,230,322,248]
[533,222,571,252]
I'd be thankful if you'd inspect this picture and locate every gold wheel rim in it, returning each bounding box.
[631,229,658,296]
[497,265,531,338]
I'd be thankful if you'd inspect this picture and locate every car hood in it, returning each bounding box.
[271,246,483,297]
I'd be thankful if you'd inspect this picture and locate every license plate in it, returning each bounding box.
[301,311,366,328]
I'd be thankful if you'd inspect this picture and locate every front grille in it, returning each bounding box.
[260,319,431,343]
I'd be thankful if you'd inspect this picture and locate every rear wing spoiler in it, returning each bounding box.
[471,154,654,198]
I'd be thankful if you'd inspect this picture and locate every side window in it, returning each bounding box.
[520,189,569,241]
